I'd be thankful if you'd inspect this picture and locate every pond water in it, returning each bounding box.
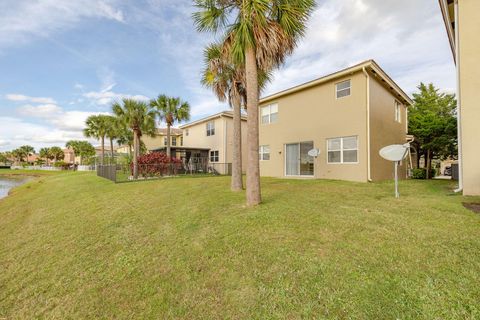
[0,176,29,200]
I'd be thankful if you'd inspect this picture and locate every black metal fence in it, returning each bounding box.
[96,161,232,183]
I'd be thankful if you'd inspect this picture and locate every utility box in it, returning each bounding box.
[451,163,459,181]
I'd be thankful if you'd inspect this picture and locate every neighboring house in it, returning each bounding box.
[143,128,184,152]
[439,0,480,195]
[258,60,412,182]
[63,148,75,164]
[179,111,247,174]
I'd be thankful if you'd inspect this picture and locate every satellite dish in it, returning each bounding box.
[308,148,320,157]
[379,143,410,198]
[379,143,410,162]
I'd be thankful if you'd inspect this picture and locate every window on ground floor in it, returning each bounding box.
[209,150,219,162]
[259,145,270,160]
[327,136,358,164]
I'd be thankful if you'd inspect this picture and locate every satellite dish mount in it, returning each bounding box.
[379,143,410,198]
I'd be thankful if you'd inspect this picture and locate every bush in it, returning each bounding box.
[131,152,182,177]
[53,161,70,169]
[412,168,437,179]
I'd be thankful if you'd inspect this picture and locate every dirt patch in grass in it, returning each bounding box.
[463,202,480,213]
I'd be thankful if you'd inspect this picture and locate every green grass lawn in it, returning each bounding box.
[0,171,479,319]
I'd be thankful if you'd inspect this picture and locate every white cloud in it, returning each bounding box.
[83,90,150,106]
[17,104,63,118]
[0,117,91,151]
[0,0,125,50]
[5,94,56,104]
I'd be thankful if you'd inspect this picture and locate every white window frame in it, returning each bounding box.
[209,150,219,162]
[394,100,402,123]
[335,80,351,99]
[185,129,189,136]
[163,137,167,145]
[172,136,176,146]
[327,136,359,164]
[261,103,278,124]
[259,145,270,161]
[206,121,215,136]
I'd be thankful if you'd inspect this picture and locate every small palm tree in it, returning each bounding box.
[104,115,120,162]
[39,147,50,166]
[84,115,110,165]
[150,95,190,158]
[116,126,134,157]
[19,145,35,164]
[112,98,156,179]
[194,0,315,206]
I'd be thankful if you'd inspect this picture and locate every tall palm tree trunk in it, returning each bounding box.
[133,130,139,179]
[110,138,114,164]
[101,136,105,165]
[166,122,172,175]
[231,93,243,191]
[166,123,171,158]
[245,48,261,206]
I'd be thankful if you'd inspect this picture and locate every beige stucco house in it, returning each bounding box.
[439,0,480,195]
[180,111,247,174]
[258,60,412,182]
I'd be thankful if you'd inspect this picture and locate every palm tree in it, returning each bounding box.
[49,146,64,162]
[150,95,190,158]
[104,115,120,162]
[202,43,271,191]
[193,0,315,206]
[116,126,134,157]
[19,145,35,164]
[202,43,243,191]
[83,115,109,165]
[112,98,156,179]
[39,147,50,166]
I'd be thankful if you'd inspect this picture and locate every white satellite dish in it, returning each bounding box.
[308,148,320,157]
[379,143,410,162]
[379,143,410,198]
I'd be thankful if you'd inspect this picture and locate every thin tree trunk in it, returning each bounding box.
[110,138,114,164]
[133,130,139,179]
[426,150,431,179]
[231,93,243,191]
[101,136,105,165]
[245,47,261,206]
[167,123,172,175]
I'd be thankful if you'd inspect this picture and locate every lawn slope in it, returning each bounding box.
[0,172,479,319]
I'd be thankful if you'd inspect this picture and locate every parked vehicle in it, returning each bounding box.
[444,166,452,176]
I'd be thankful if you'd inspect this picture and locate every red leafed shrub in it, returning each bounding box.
[131,152,182,177]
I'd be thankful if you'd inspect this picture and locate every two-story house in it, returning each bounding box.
[258,60,412,182]
[180,111,247,174]
[439,0,480,195]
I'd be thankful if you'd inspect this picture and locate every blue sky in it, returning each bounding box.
[0,0,455,151]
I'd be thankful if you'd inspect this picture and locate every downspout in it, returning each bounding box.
[223,116,227,169]
[363,67,372,182]
[454,0,463,193]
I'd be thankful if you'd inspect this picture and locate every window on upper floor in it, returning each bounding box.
[394,100,402,123]
[180,136,183,146]
[172,136,177,146]
[186,129,189,136]
[261,103,278,124]
[336,80,351,98]
[259,145,270,161]
[327,136,358,164]
[206,121,215,136]
[163,137,167,145]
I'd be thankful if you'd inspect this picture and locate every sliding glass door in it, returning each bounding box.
[285,141,314,176]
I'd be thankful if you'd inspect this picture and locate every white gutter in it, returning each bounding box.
[454,0,463,193]
[363,67,372,182]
